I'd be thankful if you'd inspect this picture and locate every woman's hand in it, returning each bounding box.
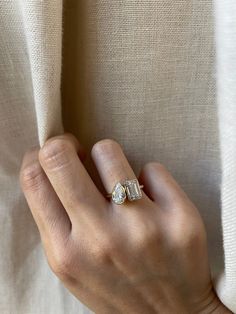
[19,133,230,314]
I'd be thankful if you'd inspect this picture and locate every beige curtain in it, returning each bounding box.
[0,0,235,312]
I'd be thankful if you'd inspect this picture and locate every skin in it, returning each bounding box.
[19,133,231,314]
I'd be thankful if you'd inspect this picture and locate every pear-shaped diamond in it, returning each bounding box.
[112,182,126,205]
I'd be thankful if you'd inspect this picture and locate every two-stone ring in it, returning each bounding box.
[107,179,144,205]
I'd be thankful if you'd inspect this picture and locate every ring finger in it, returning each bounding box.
[91,139,151,207]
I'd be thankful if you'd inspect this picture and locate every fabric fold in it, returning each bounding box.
[214,1,236,312]
[0,1,88,313]
[20,0,64,147]
[1,0,236,312]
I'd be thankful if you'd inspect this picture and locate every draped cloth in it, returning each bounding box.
[214,1,236,311]
[0,0,235,312]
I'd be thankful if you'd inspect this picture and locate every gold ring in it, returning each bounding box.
[107,179,144,205]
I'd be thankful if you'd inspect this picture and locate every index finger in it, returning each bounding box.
[39,133,107,220]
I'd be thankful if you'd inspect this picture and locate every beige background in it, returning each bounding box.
[1,0,233,312]
[62,0,223,277]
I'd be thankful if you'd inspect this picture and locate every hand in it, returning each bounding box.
[20,133,231,314]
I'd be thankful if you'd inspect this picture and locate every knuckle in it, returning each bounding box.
[49,249,74,281]
[137,232,161,252]
[92,139,120,157]
[20,161,44,191]
[172,223,205,251]
[89,235,118,266]
[39,138,72,170]
[90,246,112,265]
[131,221,161,253]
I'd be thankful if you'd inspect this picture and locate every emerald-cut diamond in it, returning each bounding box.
[124,179,142,201]
[112,182,126,205]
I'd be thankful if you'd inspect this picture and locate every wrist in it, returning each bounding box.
[195,294,232,314]
[187,289,232,314]
[210,302,232,314]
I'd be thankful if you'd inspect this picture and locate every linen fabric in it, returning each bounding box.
[214,1,236,311]
[0,0,235,313]
[0,1,83,313]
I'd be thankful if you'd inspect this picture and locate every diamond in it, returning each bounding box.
[112,182,127,205]
[124,179,142,201]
